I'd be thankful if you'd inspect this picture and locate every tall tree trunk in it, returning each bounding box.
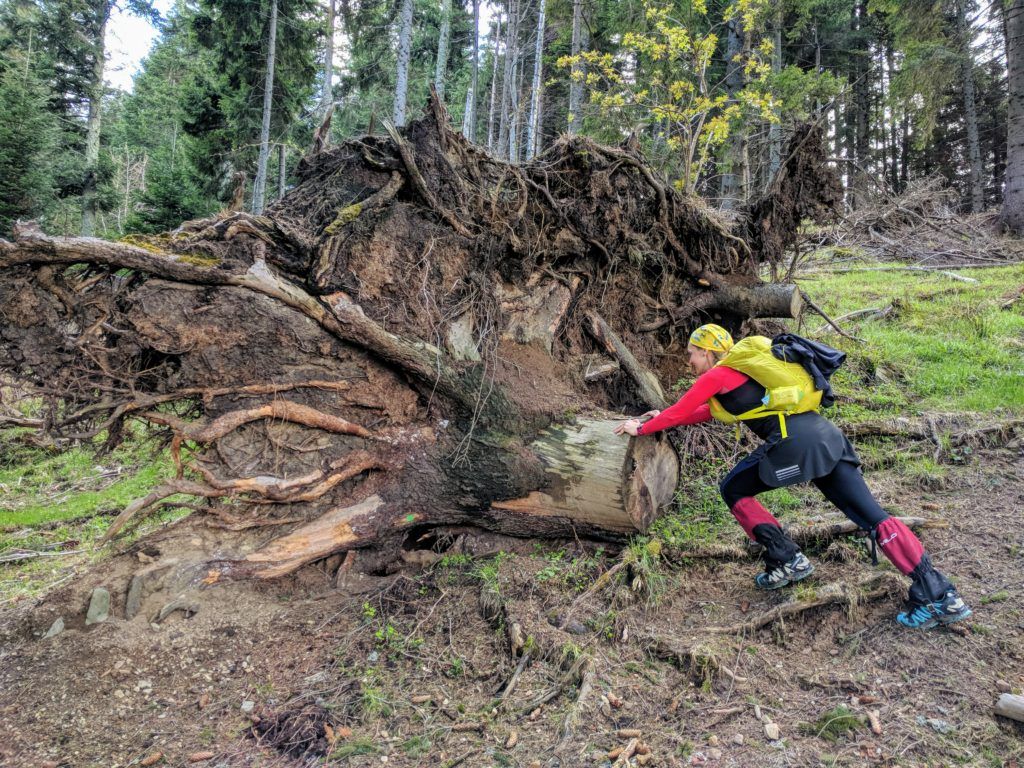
[393,0,414,127]
[498,0,520,160]
[252,0,279,215]
[509,45,524,162]
[81,2,110,237]
[278,144,286,199]
[767,4,783,182]
[525,0,546,160]
[434,0,452,99]
[900,108,910,189]
[321,0,336,115]
[1003,0,1024,233]
[462,0,481,141]
[568,0,584,134]
[720,18,747,209]
[957,0,985,213]
[487,15,502,151]
[886,45,900,192]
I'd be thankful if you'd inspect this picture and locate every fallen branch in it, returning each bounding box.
[586,311,668,410]
[704,573,901,634]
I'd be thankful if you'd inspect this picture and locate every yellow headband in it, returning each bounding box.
[689,323,733,353]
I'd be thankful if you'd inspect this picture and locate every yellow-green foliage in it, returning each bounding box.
[557,0,777,192]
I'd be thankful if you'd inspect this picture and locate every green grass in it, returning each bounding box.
[0,444,173,528]
[0,434,183,604]
[797,262,1024,421]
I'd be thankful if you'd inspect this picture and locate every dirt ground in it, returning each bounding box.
[1,444,1023,768]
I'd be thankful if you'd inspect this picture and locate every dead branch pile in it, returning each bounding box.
[814,176,1024,267]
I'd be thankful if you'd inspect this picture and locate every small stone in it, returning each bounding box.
[996,680,1012,693]
[764,722,781,741]
[240,700,255,713]
[753,705,763,722]
[707,735,719,746]
[368,651,379,663]
[42,617,64,639]
[731,734,744,745]
[126,574,145,619]
[708,748,722,760]
[85,587,110,625]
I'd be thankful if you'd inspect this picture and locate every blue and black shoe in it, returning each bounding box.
[896,589,972,630]
[754,552,815,590]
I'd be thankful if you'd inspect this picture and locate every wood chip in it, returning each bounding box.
[140,753,163,767]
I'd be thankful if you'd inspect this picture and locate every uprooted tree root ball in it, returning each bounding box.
[0,95,841,578]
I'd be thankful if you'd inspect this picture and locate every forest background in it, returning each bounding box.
[0,0,1021,238]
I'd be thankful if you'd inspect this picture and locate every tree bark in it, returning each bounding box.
[720,18,747,209]
[434,0,452,99]
[525,0,546,160]
[1001,0,1024,233]
[487,14,502,151]
[393,0,414,127]
[568,0,584,134]
[957,0,984,213]
[462,0,480,141]
[321,0,336,115]
[498,0,521,160]
[252,0,279,214]
[81,1,110,237]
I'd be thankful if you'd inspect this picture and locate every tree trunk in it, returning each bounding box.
[321,0,336,115]
[0,104,841,579]
[1001,0,1024,233]
[957,0,984,213]
[525,0,546,161]
[81,1,110,237]
[767,4,783,182]
[462,0,481,141]
[252,0,279,214]
[568,0,584,134]
[498,0,520,160]
[487,15,502,151]
[277,143,286,199]
[434,0,452,99]
[720,18,747,209]
[393,0,414,127]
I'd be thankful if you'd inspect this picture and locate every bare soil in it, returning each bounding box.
[1,446,1023,768]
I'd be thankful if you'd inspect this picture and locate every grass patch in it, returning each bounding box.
[802,705,864,741]
[797,262,1024,422]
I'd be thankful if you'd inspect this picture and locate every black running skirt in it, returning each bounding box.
[746,411,860,488]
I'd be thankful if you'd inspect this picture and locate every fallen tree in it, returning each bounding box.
[0,96,841,578]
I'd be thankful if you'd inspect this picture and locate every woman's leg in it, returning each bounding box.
[720,457,807,581]
[812,461,969,626]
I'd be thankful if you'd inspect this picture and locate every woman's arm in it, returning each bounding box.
[635,367,748,435]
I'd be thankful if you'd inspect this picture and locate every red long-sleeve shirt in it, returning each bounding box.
[636,366,750,435]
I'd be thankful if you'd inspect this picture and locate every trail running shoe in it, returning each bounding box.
[896,589,972,630]
[754,552,815,590]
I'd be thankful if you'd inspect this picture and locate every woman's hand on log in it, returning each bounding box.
[614,418,642,437]
[639,410,661,421]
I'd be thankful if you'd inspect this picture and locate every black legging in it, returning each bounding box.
[720,457,889,531]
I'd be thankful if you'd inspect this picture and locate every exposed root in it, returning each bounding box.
[640,634,748,685]
[704,572,902,634]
